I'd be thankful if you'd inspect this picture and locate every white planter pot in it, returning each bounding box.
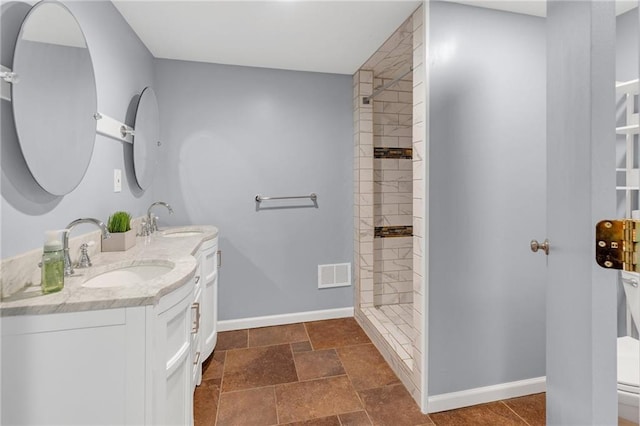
[101,230,136,252]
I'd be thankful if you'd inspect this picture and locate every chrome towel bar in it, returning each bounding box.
[255,193,317,203]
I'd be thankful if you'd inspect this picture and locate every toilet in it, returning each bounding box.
[619,270,640,423]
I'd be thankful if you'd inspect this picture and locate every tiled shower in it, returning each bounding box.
[353,5,426,406]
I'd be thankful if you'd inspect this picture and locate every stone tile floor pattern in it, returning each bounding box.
[195,317,547,425]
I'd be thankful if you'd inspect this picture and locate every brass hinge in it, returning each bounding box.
[596,219,639,272]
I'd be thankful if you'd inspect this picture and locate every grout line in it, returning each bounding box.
[290,343,300,383]
[213,352,224,426]
[273,386,280,426]
[500,401,532,426]
[225,339,309,352]
[218,349,227,395]
[302,322,315,351]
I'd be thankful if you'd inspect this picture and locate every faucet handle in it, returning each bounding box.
[138,220,150,237]
[76,242,94,268]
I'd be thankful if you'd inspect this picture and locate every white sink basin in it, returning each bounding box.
[162,231,203,238]
[83,264,173,288]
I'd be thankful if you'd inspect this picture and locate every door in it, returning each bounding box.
[546,1,619,424]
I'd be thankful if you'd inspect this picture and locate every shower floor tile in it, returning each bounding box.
[362,303,415,369]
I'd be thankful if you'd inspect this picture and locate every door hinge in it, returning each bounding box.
[596,219,639,272]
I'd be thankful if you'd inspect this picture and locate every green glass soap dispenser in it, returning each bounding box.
[41,230,64,294]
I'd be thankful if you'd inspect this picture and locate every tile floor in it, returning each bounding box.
[195,317,546,425]
[362,304,415,369]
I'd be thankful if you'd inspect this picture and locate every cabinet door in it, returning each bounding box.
[154,285,193,425]
[201,239,218,360]
[1,308,146,425]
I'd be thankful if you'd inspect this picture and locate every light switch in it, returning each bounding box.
[114,169,122,192]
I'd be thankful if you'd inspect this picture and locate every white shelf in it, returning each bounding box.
[616,124,639,135]
[617,80,639,218]
[616,79,639,95]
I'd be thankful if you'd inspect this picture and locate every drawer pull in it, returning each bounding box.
[217,250,222,269]
[193,351,201,366]
[191,302,200,334]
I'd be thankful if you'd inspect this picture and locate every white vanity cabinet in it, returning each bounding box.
[200,236,219,361]
[1,307,148,425]
[1,277,197,426]
[0,226,219,425]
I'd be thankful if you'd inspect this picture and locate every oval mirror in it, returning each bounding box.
[11,1,97,196]
[133,87,159,190]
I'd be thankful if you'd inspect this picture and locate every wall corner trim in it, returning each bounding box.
[217,307,355,331]
[426,377,546,413]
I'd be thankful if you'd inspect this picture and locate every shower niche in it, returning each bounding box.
[353,7,426,405]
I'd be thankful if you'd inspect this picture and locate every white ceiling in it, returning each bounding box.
[113,0,639,75]
[112,1,422,75]
[444,0,637,18]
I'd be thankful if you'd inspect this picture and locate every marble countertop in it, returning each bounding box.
[0,225,218,317]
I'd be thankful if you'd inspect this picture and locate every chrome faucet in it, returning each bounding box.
[63,218,110,276]
[147,201,174,233]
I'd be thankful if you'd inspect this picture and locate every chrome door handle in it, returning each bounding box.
[530,239,550,255]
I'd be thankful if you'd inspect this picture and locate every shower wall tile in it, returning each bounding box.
[360,205,373,219]
[399,115,413,127]
[398,182,413,193]
[413,140,425,161]
[360,82,373,94]
[383,170,412,181]
[355,69,374,311]
[397,160,411,171]
[375,90,399,103]
[375,215,413,227]
[383,193,412,205]
[381,236,413,249]
[398,92,412,104]
[355,6,424,410]
[413,217,423,239]
[374,136,396,147]
[413,272,424,295]
[399,136,412,148]
[399,203,413,215]
[375,204,398,217]
[384,125,412,138]
[413,236,423,258]
[374,235,414,306]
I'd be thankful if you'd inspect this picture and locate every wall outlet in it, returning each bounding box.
[113,169,122,192]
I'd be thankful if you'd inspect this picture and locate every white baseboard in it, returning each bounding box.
[427,376,546,413]
[217,307,354,331]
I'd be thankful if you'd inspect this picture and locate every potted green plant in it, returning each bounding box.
[101,211,136,252]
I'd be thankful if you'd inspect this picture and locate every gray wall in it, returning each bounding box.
[428,2,546,395]
[154,59,354,321]
[1,1,155,258]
